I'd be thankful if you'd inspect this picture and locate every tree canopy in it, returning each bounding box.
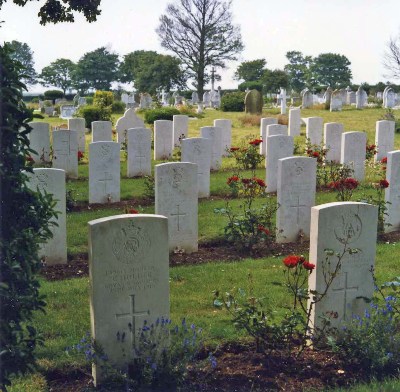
[234,59,267,82]
[120,50,186,94]
[39,58,76,94]
[156,0,244,97]
[6,40,37,85]
[261,69,289,92]
[0,0,101,25]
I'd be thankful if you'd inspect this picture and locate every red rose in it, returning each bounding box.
[302,261,315,271]
[241,178,251,184]
[312,151,320,158]
[283,255,304,268]
[78,151,84,160]
[128,209,139,214]
[343,178,358,190]
[249,139,262,146]
[230,147,240,152]
[381,157,387,164]
[26,156,34,163]
[254,178,266,187]
[379,179,389,189]
[257,225,270,235]
[227,176,239,184]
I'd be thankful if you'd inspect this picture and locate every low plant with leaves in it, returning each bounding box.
[305,139,328,165]
[228,136,264,170]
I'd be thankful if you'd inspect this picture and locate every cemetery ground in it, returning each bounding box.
[12,106,400,391]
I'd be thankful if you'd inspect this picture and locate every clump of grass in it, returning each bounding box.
[277,114,288,125]
[238,114,261,127]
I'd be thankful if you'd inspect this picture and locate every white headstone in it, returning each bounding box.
[44,106,54,116]
[347,91,356,105]
[155,162,198,253]
[280,88,287,114]
[60,104,77,119]
[304,117,323,146]
[127,128,151,177]
[375,120,395,161]
[154,120,173,160]
[192,91,199,104]
[121,93,129,105]
[308,202,378,330]
[214,119,232,156]
[92,121,112,142]
[88,214,169,386]
[324,123,344,163]
[341,132,366,180]
[68,118,86,153]
[52,130,79,178]
[181,137,212,198]
[277,157,316,242]
[260,117,278,155]
[89,142,120,203]
[172,115,189,148]
[203,92,211,107]
[356,87,366,109]
[26,168,67,265]
[28,122,51,163]
[330,90,343,112]
[266,135,294,193]
[385,150,400,232]
[288,108,301,137]
[116,108,145,145]
[200,126,222,170]
[302,90,313,108]
[385,88,396,108]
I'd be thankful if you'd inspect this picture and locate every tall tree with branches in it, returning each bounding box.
[156,0,244,97]
[384,35,400,80]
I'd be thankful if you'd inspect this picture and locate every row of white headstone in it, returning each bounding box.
[88,200,379,386]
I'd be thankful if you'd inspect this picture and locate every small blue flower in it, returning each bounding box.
[151,362,157,370]
[191,323,196,330]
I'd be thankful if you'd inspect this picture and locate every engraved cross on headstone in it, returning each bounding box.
[135,147,146,171]
[170,204,186,231]
[115,294,150,347]
[289,194,307,225]
[98,171,113,195]
[332,272,359,320]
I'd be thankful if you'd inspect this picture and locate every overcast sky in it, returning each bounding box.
[2,0,400,92]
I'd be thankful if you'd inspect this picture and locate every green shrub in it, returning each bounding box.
[93,91,114,108]
[111,100,126,114]
[44,89,64,102]
[0,43,57,390]
[86,96,93,105]
[32,113,44,119]
[238,81,263,93]
[220,91,246,112]
[76,105,112,128]
[144,107,180,124]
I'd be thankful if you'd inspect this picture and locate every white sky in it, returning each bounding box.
[1,0,400,92]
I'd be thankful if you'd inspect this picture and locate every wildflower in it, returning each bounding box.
[302,261,315,271]
[283,255,304,268]
[378,179,389,189]
[208,352,217,369]
[227,175,239,185]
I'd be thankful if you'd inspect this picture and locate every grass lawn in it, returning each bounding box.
[14,107,400,391]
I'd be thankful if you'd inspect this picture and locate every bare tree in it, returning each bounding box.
[156,0,244,97]
[383,36,400,79]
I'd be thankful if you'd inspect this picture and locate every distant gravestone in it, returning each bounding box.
[341,132,366,180]
[277,157,316,242]
[140,93,152,109]
[356,87,366,109]
[288,108,301,137]
[385,88,396,108]
[280,88,287,114]
[88,214,169,386]
[28,122,51,163]
[324,122,344,163]
[330,90,343,112]
[214,119,232,156]
[155,162,198,253]
[126,128,151,177]
[200,126,222,170]
[324,87,333,110]
[121,93,129,105]
[52,130,79,178]
[308,202,378,330]
[60,105,77,119]
[68,118,86,153]
[172,115,189,148]
[348,91,356,105]
[266,135,294,193]
[89,142,120,204]
[385,150,400,232]
[339,88,347,104]
[192,91,199,104]
[302,89,313,108]
[44,106,54,116]
[383,86,391,107]
[154,120,173,160]
[92,121,112,142]
[116,108,145,145]
[245,89,263,114]
[375,120,395,161]
[304,117,323,146]
[203,92,211,107]
[26,168,67,265]
[260,117,278,155]
[78,97,87,106]
[181,137,212,198]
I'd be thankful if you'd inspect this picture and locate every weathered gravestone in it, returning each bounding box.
[155,162,198,253]
[324,122,344,163]
[172,115,189,148]
[308,202,378,330]
[302,89,313,108]
[214,119,232,156]
[203,92,211,107]
[52,130,79,178]
[341,132,366,180]
[266,135,294,193]
[140,93,153,109]
[245,89,263,114]
[384,88,396,108]
[330,90,343,112]
[304,117,323,146]
[89,142,120,203]
[60,104,76,119]
[375,120,395,161]
[277,157,316,242]
[116,108,145,145]
[260,117,278,155]
[356,87,366,109]
[126,128,151,177]
[26,168,67,265]
[121,93,129,105]
[192,91,199,104]
[44,106,55,116]
[200,126,222,170]
[92,121,112,142]
[28,121,51,163]
[385,150,400,232]
[288,108,301,137]
[263,124,288,159]
[68,118,86,153]
[88,214,169,386]
[347,91,356,105]
[339,88,347,104]
[154,120,173,160]
[181,137,212,198]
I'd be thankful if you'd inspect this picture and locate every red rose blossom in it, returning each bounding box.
[343,178,358,189]
[230,147,240,152]
[26,156,34,163]
[249,139,262,146]
[254,178,266,187]
[302,261,315,271]
[128,209,139,214]
[312,151,320,158]
[379,179,389,189]
[381,157,388,164]
[257,224,270,235]
[227,176,239,184]
[283,255,304,268]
